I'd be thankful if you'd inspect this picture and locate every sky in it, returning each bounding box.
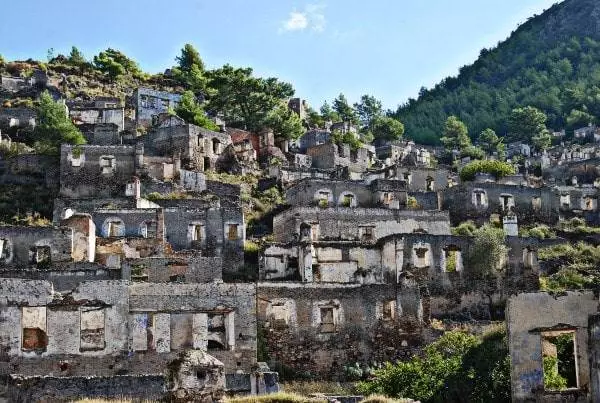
[0,0,559,110]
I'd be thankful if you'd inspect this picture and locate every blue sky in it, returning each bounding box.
[0,0,558,110]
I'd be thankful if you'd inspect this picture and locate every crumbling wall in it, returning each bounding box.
[257,283,421,377]
[0,226,73,267]
[59,145,138,198]
[441,183,559,225]
[128,282,257,372]
[124,254,223,283]
[273,207,451,243]
[507,292,598,402]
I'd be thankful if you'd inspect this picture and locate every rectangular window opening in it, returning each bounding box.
[228,224,239,240]
[320,307,335,333]
[22,307,47,352]
[542,331,578,392]
[80,307,106,351]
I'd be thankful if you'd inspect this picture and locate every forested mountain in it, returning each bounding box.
[393,0,600,145]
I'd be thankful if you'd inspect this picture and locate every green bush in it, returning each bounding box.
[357,329,510,402]
[459,160,516,182]
[543,356,568,390]
[451,221,477,236]
[538,242,600,291]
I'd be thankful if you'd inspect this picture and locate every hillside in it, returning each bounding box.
[393,0,600,144]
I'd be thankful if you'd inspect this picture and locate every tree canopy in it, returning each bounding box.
[34,91,86,154]
[93,48,144,80]
[206,65,294,133]
[175,90,219,131]
[392,0,600,144]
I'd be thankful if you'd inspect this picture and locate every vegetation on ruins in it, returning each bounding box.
[174,90,219,131]
[538,242,600,291]
[440,116,484,161]
[459,159,516,182]
[33,90,86,155]
[451,220,477,236]
[466,224,508,275]
[357,328,510,402]
[477,128,505,159]
[393,0,600,144]
[519,224,555,239]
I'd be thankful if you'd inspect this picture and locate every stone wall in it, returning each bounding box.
[5,374,166,403]
[59,144,138,198]
[123,254,223,283]
[441,183,560,225]
[273,207,451,243]
[257,283,422,377]
[507,292,598,402]
[129,282,257,372]
[0,226,73,267]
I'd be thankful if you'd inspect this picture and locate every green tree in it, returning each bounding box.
[306,106,325,128]
[460,159,516,181]
[176,43,205,73]
[174,90,219,131]
[441,116,471,154]
[330,129,363,151]
[0,54,6,67]
[566,108,595,130]
[34,91,86,154]
[264,102,305,140]
[206,65,294,132]
[478,128,505,157]
[68,46,86,66]
[332,93,358,124]
[354,94,383,129]
[319,101,340,122]
[371,116,404,142]
[508,106,548,142]
[172,44,209,93]
[93,48,143,81]
[532,128,552,151]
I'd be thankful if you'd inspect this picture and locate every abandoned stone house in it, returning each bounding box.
[307,143,373,176]
[441,182,564,225]
[144,121,237,172]
[132,87,182,128]
[507,291,600,402]
[0,278,257,398]
[375,141,432,167]
[364,165,453,192]
[0,70,47,94]
[0,107,37,132]
[67,98,125,132]
[574,123,600,141]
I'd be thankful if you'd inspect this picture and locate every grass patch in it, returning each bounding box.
[225,392,326,403]
[282,381,357,396]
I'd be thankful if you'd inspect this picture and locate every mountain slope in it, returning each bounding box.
[394,0,600,144]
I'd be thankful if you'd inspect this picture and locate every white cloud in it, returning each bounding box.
[280,4,326,33]
[283,11,309,31]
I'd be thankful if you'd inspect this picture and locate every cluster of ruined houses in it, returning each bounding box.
[4,84,600,401]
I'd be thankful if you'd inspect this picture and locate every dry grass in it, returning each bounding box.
[225,392,326,403]
[361,395,417,403]
[281,381,357,396]
[73,399,156,403]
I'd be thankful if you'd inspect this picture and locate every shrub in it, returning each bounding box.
[467,224,508,275]
[357,329,510,403]
[451,221,477,236]
[459,160,516,182]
